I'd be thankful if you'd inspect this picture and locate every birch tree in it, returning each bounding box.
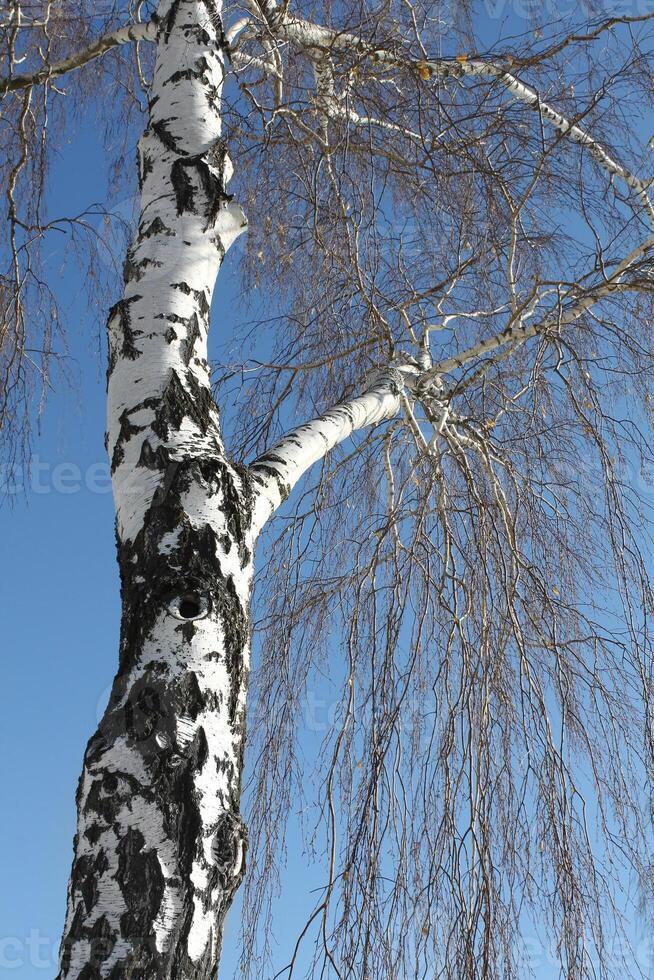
[3,1,654,978]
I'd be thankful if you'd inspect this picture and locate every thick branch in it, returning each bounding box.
[249,365,417,534]
[0,21,156,94]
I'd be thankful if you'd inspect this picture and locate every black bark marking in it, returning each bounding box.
[76,964,101,980]
[172,281,210,319]
[166,57,210,86]
[111,409,144,472]
[60,905,85,975]
[138,439,171,473]
[250,463,291,504]
[221,462,253,566]
[214,571,248,725]
[123,245,141,285]
[182,312,201,365]
[152,118,180,153]
[171,155,228,227]
[171,158,196,214]
[212,811,247,881]
[142,216,174,239]
[88,916,117,972]
[161,0,185,42]
[201,0,228,49]
[117,829,166,937]
[175,671,205,720]
[108,297,143,371]
[255,451,287,466]
[125,681,163,743]
[73,855,99,914]
[151,369,215,441]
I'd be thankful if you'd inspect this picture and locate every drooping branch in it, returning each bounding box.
[0,20,156,95]
[249,363,421,535]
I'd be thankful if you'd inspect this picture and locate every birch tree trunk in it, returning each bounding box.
[57,3,253,976]
[55,4,412,977]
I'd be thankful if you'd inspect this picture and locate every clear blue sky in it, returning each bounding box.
[2,7,654,978]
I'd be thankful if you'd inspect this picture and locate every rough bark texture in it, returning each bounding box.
[57,3,252,976]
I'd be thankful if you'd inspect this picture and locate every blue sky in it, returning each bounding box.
[3,6,654,979]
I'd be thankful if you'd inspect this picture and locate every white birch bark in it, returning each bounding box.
[249,366,416,535]
[58,3,253,977]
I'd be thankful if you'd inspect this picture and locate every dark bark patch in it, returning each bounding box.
[152,369,215,441]
[125,682,163,743]
[76,964,101,980]
[123,246,141,286]
[182,312,201,365]
[111,409,143,472]
[212,811,247,881]
[171,155,228,228]
[138,439,170,473]
[141,216,174,239]
[172,281,210,318]
[84,823,103,846]
[72,854,100,914]
[88,916,117,971]
[214,572,248,725]
[117,829,166,938]
[250,463,291,504]
[175,671,205,720]
[202,0,227,47]
[171,158,196,215]
[152,118,179,153]
[138,149,154,190]
[166,57,210,86]
[85,779,117,826]
[108,297,143,370]
[161,0,185,42]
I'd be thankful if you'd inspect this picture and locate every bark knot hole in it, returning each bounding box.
[170,593,208,621]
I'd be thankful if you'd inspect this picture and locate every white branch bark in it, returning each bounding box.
[250,365,418,535]
[0,21,156,94]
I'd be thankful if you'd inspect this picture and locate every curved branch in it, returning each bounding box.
[0,20,156,95]
[249,366,418,535]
